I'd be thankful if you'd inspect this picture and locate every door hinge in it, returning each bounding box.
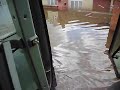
[28,35,39,47]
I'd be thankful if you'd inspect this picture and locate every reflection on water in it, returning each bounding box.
[44,3,117,89]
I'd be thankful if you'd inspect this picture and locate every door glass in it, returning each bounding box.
[0,0,15,40]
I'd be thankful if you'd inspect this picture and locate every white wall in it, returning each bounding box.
[82,0,93,10]
[42,0,48,5]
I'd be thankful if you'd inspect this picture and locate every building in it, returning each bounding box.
[42,0,112,11]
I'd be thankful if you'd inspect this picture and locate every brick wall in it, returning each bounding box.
[93,0,111,12]
[110,0,120,31]
[58,0,68,10]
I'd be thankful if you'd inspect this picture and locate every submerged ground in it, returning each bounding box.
[44,2,118,90]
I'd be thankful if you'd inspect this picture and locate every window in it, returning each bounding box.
[69,0,83,9]
[48,0,57,6]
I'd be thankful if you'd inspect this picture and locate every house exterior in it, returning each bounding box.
[42,0,57,6]
[42,0,48,5]
[110,0,120,31]
[42,0,93,10]
[93,0,111,12]
[42,0,112,11]
[58,0,68,10]
[68,0,83,9]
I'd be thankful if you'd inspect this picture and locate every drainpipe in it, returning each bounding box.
[110,0,114,12]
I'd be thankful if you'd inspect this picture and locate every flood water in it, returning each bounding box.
[43,1,118,89]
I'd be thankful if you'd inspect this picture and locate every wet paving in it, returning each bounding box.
[44,2,118,90]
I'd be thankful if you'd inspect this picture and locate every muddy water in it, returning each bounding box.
[44,7,117,90]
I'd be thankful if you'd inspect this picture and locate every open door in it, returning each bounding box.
[109,15,120,78]
[0,0,56,90]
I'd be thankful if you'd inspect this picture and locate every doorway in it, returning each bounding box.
[42,0,118,90]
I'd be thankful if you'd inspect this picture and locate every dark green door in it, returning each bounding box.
[0,0,56,90]
[109,16,120,78]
